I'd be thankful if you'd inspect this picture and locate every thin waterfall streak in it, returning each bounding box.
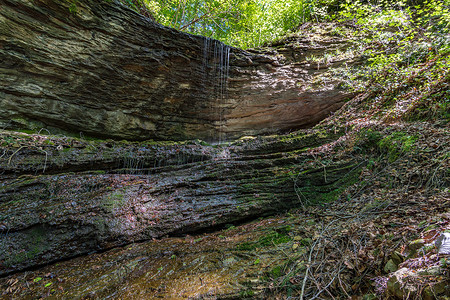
[203,37,231,144]
[223,45,227,99]
[212,40,216,140]
[205,37,212,137]
[219,43,223,143]
[137,159,140,174]
[221,43,224,98]
[203,37,208,71]
[213,41,217,140]
[226,47,231,100]
[137,159,142,174]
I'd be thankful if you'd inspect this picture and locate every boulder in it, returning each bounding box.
[384,259,398,273]
[422,282,448,300]
[407,238,425,258]
[435,232,450,254]
[387,266,448,299]
[386,268,417,299]
[391,251,404,265]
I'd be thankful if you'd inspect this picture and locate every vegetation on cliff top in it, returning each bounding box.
[120,0,449,48]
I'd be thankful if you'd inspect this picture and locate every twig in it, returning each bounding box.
[271,240,290,259]
[300,235,321,299]
[7,146,25,166]
[36,147,48,173]
[338,272,351,298]
[0,149,6,159]
[310,266,343,300]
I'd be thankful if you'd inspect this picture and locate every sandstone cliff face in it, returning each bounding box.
[0,0,364,276]
[1,0,359,141]
[0,129,361,276]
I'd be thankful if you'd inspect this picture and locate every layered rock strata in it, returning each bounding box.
[1,0,359,141]
[0,129,361,275]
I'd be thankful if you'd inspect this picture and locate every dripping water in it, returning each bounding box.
[203,37,231,144]
[113,39,231,177]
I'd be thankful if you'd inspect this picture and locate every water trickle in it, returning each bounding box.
[203,38,231,143]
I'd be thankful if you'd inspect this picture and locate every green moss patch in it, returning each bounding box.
[5,226,50,267]
[236,227,292,251]
[294,161,362,205]
[377,131,418,162]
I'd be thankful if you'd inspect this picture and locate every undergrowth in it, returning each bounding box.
[259,2,450,298]
[331,0,450,123]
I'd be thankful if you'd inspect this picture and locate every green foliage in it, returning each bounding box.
[295,162,362,205]
[329,0,450,122]
[117,0,155,18]
[356,129,384,152]
[335,1,449,66]
[103,190,126,211]
[378,132,418,162]
[119,0,329,48]
[112,0,450,52]
[69,2,78,14]
[299,237,312,246]
[269,265,283,278]
[354,128,421,161]
[236,229,291,251]
[258,230,291,246]
[240,289,255,297]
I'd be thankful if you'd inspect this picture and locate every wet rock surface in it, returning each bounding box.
[0,217,295,299]
[0,129,360,276]
[1,0,359,141]
[0,120,448,298]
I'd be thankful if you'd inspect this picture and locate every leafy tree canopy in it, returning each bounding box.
[120,0,337,47]
[119,0,449,49]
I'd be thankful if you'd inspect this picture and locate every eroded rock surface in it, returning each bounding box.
[1,0,359,141]
[0,216,294,299]
[0,129,361,275]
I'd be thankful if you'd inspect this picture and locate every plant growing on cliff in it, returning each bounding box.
[324,0,450,123]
